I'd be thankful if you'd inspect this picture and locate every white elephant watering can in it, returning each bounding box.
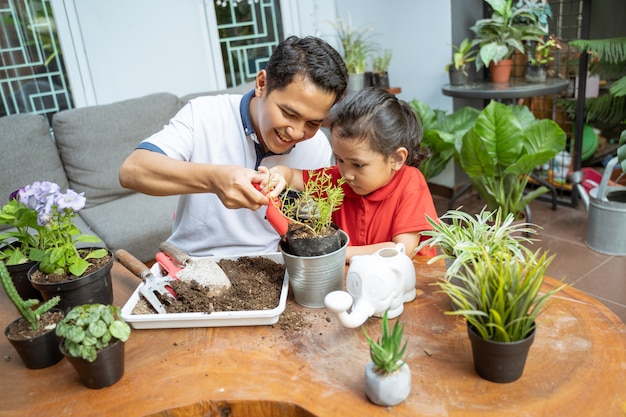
[324,243,416,328]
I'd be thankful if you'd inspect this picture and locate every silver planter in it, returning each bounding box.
[280,230,349,308]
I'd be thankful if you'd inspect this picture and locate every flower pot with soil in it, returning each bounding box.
[362,310,411,406]
[436,245,565,383]
[2,181,111,312]
[1,261,64,369]
[273,170,349,308]
[56,303,131,389]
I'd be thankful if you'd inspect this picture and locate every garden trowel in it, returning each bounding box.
[114,249,173,314]
[157,242,232,296]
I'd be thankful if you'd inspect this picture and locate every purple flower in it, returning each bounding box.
[56,189,86,212]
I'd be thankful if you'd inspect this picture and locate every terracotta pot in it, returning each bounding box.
[28,249,114,313]
[4,309,65,369]
[62,339,125,389]
[467,323,535,383]
[489,59,513,84]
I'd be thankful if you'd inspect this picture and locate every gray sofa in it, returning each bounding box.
[0,82,254,262]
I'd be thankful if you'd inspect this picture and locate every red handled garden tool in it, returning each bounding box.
[115,249,174,314]
[157,242,232,296]
[254,183,291,237]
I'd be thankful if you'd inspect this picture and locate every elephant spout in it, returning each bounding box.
[324,291,376,329]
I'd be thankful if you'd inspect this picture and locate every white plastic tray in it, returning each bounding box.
[121,253,288,329]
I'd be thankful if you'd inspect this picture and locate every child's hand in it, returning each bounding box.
[256,166,287,201]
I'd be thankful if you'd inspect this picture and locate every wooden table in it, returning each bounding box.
[1,258,625,417]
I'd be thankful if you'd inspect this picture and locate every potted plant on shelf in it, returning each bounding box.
[455,100,566,221]
[362,310,411,406]
[1,262,64,369]
[56,303,131,389]
[330,14,375,92]
[371,48,392,89]
[1,181,112,312]
[525,35,560,83]
[436,246,565,383]
[471,0,546,83]
[273,170,349,308]
[445,38,478,86]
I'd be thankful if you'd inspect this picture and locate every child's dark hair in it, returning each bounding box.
[265,36,348,104]
[327,87,429,168]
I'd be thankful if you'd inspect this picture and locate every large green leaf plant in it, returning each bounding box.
[456,100,566,219]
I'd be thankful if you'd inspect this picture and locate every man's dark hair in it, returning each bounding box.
[265,36,348,104]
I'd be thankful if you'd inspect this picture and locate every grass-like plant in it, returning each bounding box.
[362,310,407,374]
[0,262,60,331]
[437,247,565,343]
[416,207,538,277]
[56,304,131,362]
[278,170,345,237]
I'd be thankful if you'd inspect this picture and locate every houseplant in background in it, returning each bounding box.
[471,0,546,83]
[330,14,375,92]
[525,35,560,83]
[409,99,480,182]
[455,100,566,221]
[436,246,565,383]
[445,38,478,86]
[362,310,411,406]
[1,262,64,369]
[371,48,392,89]
[56,303,131,389]
[2,181,112,312]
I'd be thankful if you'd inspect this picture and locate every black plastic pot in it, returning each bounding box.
[467,323,535,383]
[449,67,470,86]
[372,72,390,89]
[4,308,65,369]
[62,339,125,389]
[28,249,114,313]
[525,64,547,83]
[5,259,41,301]
[284,227,342,257]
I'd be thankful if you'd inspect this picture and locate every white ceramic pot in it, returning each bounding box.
[364,361,411,406]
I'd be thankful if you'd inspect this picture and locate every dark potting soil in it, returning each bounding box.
[5,310,65,340]
[29,253,112,284]
[132,256,285,314]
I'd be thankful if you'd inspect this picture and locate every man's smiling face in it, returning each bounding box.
[251,72,336,154]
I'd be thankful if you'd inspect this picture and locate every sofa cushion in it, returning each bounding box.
[52,92,182,208]
[79,193,178,262]
[0,114,71,232]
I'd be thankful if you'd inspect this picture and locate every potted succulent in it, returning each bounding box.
[330,14,375,91]
[1,262,64,369]
[525,35,560,83]
[444,38,478,86]
[455,100,566,220]
[274,170,349,308]
[409,100,480,182]
[362,310,411,406]
[0,181,112,312]
[436,246,565,383]
[471,0,546,83]
[56,303,131,389]
[371,48,392,89]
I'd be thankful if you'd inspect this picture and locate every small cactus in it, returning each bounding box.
[0,262,59,331]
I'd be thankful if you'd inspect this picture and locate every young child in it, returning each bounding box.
[260,87,437,260]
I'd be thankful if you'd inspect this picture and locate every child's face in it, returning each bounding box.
[332,136,404,196]
[251,72,335,154]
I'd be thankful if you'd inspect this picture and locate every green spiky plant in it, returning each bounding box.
[278,170,345,237]
[436,246,566,343]
[0,262,60,331]
[362,310,408,374]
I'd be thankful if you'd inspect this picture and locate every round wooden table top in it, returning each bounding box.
[1,257,625,417]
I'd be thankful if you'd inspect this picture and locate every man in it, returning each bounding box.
[119,36,348,256]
